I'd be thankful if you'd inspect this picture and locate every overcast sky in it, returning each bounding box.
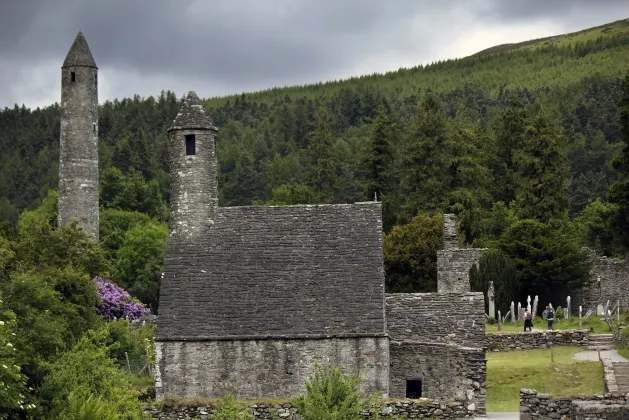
[1,0,629,109]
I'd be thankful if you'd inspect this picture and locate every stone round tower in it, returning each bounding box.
[58,31,99,240]
[167,91,218,238]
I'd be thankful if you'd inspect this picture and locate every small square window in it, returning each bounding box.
[185,134,196,156]
[71,72,76,82]
[406,379,422,399]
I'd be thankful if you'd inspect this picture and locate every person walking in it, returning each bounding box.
[524,310,532,332]
[546,306,554,330]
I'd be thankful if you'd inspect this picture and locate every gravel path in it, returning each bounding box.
[573,349,629,362]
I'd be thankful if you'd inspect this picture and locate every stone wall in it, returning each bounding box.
[437,249,486,293]
[487,330,589,352]
[389,342,485,413]
[443,213,458,250]
[155,337,389,400]
[146,398,479,419]
[579,250,629,315]
[386,293,487,348]
[519,388,629,420]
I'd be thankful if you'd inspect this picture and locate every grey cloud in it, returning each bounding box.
[0,0,628,108]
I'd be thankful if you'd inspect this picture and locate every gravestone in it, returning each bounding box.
[527,295,532,313]
[488,281,495,320]
[597,304,605,315]
[566,296,571,319]
[579,305,582,329]
[585,309,593,319]
[510,301,515,323]
[517,302,522,322]
[532,296,539,319]
[497,310,502,331]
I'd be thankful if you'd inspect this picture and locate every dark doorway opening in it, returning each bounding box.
[71,72,76,82]
[185,134,196,156]
[406,379,422,399]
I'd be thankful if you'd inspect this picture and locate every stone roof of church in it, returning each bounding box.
[156,202,386,341]
[168,91,217,132]
[62,31,97,68]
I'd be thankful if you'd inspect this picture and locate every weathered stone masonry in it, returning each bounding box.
[386,293,487,414]
[58,32,99,240]
[487,330,589,352]
[520,388,629,420]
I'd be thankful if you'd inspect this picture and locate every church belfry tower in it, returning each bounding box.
[58,31,99,240]
[167,91,218,238]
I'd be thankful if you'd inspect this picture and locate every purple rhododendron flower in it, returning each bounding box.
[93,276,151,321]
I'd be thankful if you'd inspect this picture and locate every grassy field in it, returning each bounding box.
[486,346,604,412]
[486,316,613,335]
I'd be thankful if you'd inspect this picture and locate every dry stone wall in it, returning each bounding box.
[579,250,629,314]
[155,337,389,400]
[146,398,479,419]
[487,330,589,352]
[520,388,629,420]
[437,249,486,293]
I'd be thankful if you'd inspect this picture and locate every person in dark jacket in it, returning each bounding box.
[546,306,554,330]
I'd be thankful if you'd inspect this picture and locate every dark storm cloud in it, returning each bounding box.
[0,0,628,107]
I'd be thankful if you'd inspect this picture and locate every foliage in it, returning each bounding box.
[470,249,520,315]
[498,219,590,304]
[383,213,443,292]
[94,277,151,321]
[115,221,169,310]
[574,198,623,257]
[40,330,148,419]
[212,393,254,420]
[294,364,371,420]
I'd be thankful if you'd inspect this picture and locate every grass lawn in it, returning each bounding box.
[486,346,604,412]
[486,316,613,334]
[618,345,629,359]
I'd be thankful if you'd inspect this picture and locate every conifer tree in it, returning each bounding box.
[364,105,394,202]
[513,109,570,221]
[307,107,338,203]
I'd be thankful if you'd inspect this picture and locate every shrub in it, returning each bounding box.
[213,393,253,420]
[555,306,565,320]
[94,277,151,321]
[487,316,497,325]
[295,364,373,420]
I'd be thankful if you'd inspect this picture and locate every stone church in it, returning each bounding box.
[57,32,488,414]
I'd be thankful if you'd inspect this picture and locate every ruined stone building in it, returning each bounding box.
[58,32,99,240]
[155,93,487,414]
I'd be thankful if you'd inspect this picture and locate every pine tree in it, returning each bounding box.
[364,105,394,202]
[307,107,338,203]
[513,109,570,221]
[608,75,629,252]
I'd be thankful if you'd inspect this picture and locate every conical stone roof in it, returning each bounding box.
[63,31,97,68]
[168,91,217,132]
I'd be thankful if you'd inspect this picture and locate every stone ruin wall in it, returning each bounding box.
[155,337,389,401]
[520,388,629,420]
[487,329,590,352]
[437,214,486,293]
[579,250,629,314]
[385,293,486,415]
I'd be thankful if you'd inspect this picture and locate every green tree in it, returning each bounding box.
[498,219,590,305]
[383,213,443,292]
[513,109,570,221]
[364,105,394,201]
[265,184,316,205]
[116,221,169,310]
[608,75,629,252]
[469,249,520,315]
[307,108,339,203]
[574,198,623,257]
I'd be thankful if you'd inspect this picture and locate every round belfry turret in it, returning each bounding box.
[58,31,99,240]
[167,91,218,238]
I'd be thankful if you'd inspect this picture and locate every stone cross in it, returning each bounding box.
[488,281,496,319]
[579,305,582,329]
[517,302,522,321]
[527,295,532,313]
[566,296,571,319]
[532,296,539,319]
[498,310,502,331]
[510,301,515,323]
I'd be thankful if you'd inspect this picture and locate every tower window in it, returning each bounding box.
[95,73,97,87]
[405,379,422,399]
[71,72,76,82]
[185,134,196,156]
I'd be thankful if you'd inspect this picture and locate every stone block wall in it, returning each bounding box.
[486,330,589,352]
[386,293,487,348]
[389,342,486,413]
[146,398,479,419]
[437,249,486,293]
[443,213,458,250]
[580,251,629,314]
[519,388,629,420]
[155,337,389,400]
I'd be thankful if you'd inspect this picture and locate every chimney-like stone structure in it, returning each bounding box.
[443,213,458,250]
[58,31,99,240]
[167,91,218,238]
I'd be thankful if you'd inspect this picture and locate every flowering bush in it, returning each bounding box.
[93,277,151,321]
